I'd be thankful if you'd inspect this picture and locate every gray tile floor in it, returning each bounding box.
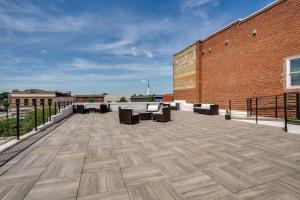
[0,111,300,200]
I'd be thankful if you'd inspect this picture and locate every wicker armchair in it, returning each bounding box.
[119,107,140,124]
[100,104,108,113]
[170,102,180,110]
[153,107,171,122]
[194,104,219,115]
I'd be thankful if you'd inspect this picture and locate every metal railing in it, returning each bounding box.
[228,93,300,132]
[0,101,73,144]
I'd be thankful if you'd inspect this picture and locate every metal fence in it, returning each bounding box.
[0,100,72,144]
[229,93,300,132]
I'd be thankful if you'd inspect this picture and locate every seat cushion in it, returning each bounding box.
[170,102,176,107]
[147,105,159,111]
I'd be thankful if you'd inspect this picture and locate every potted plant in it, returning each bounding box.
[225,109,231,120]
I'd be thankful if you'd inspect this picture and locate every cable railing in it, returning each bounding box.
[228,92,300,132]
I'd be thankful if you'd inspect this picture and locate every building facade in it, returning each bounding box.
[173,0,300,108]
[8,89,74,111]
[74,95,104,103]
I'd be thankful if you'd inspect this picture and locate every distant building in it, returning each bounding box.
[130,95,162,102]
[130,96,149,102]
[74,95,104,103]
[8,89,74,111]
[162,94,174,102]
[104,95,131,103]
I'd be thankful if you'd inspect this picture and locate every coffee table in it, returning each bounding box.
[139,112,152,120]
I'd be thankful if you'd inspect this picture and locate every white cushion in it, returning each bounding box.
[201,104,211,109]
[147,105,159,111]
[170,102,176,107]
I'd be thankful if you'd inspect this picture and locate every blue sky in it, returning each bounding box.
[0,0,275,95]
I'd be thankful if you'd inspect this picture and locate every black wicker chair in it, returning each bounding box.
[119,107,140,125]
[153,107,171,122]
[194,104,219,115]
[75,104,89,114]
[170,102,180,110]
[100,104,108,113]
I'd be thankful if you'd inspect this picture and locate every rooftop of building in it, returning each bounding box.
[0,111,299,199]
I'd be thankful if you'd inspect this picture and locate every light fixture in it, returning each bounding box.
[208,48,212,53]
[202,50,205,55]
[225,40,229,46]
[252,29,257,37]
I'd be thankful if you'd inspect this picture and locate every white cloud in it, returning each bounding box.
[130,47,138,56]
[0,13,89,33]
[143,50,154,58]
[70,58,109,70]
[41,49,48,53]
[181,0,219,10]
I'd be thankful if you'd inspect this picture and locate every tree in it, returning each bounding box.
[0,92,8,101]
[148,95,155,102]
[132,94,136,97]
[119,97,128,102]
[102,92,108,95]
[87,97,95,103]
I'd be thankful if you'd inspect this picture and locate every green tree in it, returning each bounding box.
[119,97,128,102]
[87,97,95,103]
[148,95,155,102]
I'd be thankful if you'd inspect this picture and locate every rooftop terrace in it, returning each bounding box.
[0,111,300,199]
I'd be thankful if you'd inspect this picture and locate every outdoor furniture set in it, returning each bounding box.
[193,103,219,115]
[119,104,171,125]
[74,104,110,114]
[162,102,180,110]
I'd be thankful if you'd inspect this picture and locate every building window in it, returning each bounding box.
[16,99,20,105]
[40,99,45,105]
[32,99,36,105]
[287,56,300,89]
[24,99,29,106]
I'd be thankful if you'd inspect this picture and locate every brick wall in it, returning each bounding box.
[174,0,300,108]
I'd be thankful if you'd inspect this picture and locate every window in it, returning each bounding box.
[287,56,300,89]
[16,99,20,105]
[40,99,45,105]
[24,99,29,106]
[32,99,36,105]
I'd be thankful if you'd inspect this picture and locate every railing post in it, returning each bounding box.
[275,96,278,119]
[58,102,61,113]
[296,93,300,120]
[16,102,20,140]
[284,93,288,132]
[48,100,52,122]
[64,101,66,108]
[229,100,232,116]
[54,102,57,115]
[247,98,250,118]
[34,100,37,131]
[250,98,252,117]
[256,97,258,124]
[42,101,45,125]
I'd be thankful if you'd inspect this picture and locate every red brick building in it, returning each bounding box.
[173,0,300,108]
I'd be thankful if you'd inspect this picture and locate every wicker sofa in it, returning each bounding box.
[119,107,139,125]
[194,103,219,115]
